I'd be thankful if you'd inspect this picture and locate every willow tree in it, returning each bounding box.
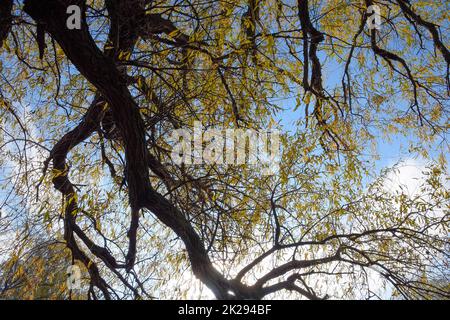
[0,0,448,300]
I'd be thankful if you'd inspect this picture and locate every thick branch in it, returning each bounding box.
[0,0,13,47]
[24,0,246,299]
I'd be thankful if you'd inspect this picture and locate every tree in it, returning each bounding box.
[0,237,76,300]
[0,0,448,299]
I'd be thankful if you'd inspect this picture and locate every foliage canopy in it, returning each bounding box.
[0,0,449,299]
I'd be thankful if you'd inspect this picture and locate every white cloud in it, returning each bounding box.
[383,158,428,196]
